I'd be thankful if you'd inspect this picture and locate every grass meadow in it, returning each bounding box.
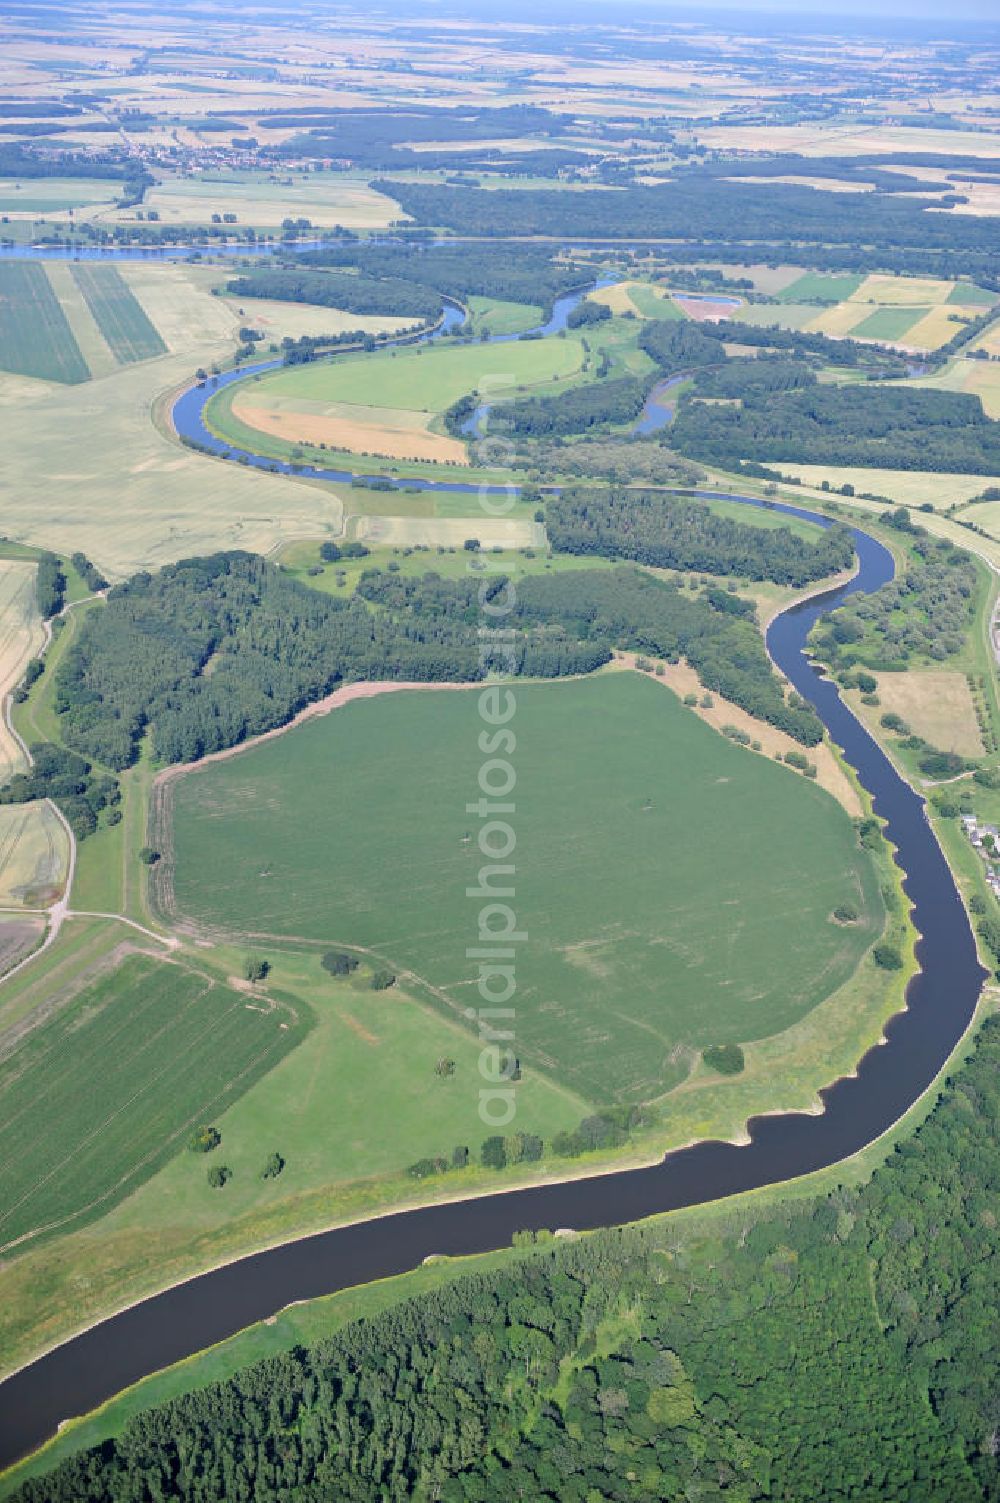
[167,672,882,1106]
[0,950,304,1254]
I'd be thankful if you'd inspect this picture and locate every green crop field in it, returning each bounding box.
[465,296,542,336]
[0,951,304,1252]
[0,262,90,383]
[235,332,587,416]
[947,282,998,307]
[849,306,926,342]
[167,672,882,1106]
[0,177,121,214]
[69,264,167,363]
[776,273,864,303]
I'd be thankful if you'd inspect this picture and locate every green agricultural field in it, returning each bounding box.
[946,282,998,307]
[776,272,864,303]
[69,265,167,363]
[0,177,121,214]
[167,673,882,1106]
[465,296,542,336]
[236,333,587,415]
[0,262,89,383]
[0,950,304,1252]
[849,306,926,342]
[730,302,819,331]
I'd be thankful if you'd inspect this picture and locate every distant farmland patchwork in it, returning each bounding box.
[166,673,882,1106]
[0,950,305,1251]
[736,270,998,350]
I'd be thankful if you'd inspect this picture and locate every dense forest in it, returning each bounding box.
[382,176,1000,271]
[51,526,836,772]
[811,523,977,671]
[546,487,855,587]
[360,567,825,744]
[295,243,588,312]
[670,383,1000,475]
[22,1013,1000,1501]
[223,270,438,321]
[490,376,649,438]
[49,554,609,770]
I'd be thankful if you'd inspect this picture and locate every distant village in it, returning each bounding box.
[961,814,1000,899]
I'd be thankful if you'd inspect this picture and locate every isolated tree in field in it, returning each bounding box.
[834,903,859,923]
[481,1136,507,1170]
[189,1125,221,1154]
[244,956,270,983]
[435,1057,456,1077]
[261,1152,284,1180]
[321,950,359,977]
[138,847,160,865]
[207,1164,231,1188]
[873,944,904,970]
[370,969,395,991]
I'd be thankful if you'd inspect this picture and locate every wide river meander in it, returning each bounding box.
[0,246,987,1471]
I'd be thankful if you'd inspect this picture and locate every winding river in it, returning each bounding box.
[0,266,988,1472]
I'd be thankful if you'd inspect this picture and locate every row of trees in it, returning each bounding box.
[25,1014,1000,1500]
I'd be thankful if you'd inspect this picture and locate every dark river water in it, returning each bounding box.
[0,491,986,1472]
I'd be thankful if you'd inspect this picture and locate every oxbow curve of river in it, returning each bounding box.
[0,492,987,1471]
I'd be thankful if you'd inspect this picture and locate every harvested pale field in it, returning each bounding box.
[929,180,1000,216]
[0,349,347,577]
[775,464,1000,510]
[0,802,70,906]
[864,670,983,758]
[351,514,544,549]
[728,174,873,194]
[219,296,409,343]
[701,263,805,295]
[42,262,117,381]
[627,657,860,816]
[587,281,642,315]
[904,307,977,351]
[806,303,871,338]
[849,274,955,306]
[232,399,470,465]
[106,176,406,230]
[972,323,1000,357]
[117,263,238,355]
[0,559,45,782]
[960,500,1000,539]
[697,123,1000,159]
